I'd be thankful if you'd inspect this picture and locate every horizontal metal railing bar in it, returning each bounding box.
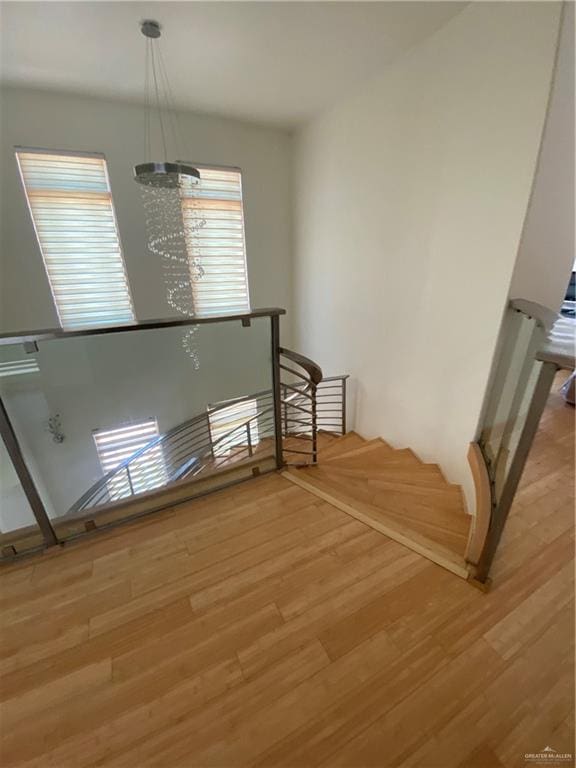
[282,416,314,426]
[281,382,314,401]
[206,410,272,428]
[280,400,314,417]
[69,412,215,513]
[169,457,201,483]
[279,364,311,382]
[79,426,276,511]
[282,447,314,456]
[318,375,350,383]
[206,389,273,413]
[74,404,276,513]
[0,308,286,346]
[201,406,273,452]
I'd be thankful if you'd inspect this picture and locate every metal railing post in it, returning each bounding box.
[341,377,347,435]
[0,398,58,548]
[283,386,288,438]
[126,467,135,496]
[475,360,558,582]
[270,315,284,469]
[246,423,253,457]
[312,383,318,463]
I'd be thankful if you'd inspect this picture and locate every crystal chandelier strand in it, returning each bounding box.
[139,183,205,367]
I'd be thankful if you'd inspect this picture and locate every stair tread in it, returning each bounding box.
[307,466,469,542]
[326,445,422,468]
[318,460,460,488]
[283,469,470,578]
[318,432,366,459]
[322,463,449,490]
[315,465,463,503]
[323,439,397,462]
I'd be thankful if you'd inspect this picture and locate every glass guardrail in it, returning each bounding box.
[0,312,282,555]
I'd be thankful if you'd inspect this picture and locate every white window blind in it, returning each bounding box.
[93,419,166,498]
[208,399,259,457]
[15,149,135,330]
[182,167,250,316]
[0,359,40,378]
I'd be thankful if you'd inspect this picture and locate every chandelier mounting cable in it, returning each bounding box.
[135,19,205,368]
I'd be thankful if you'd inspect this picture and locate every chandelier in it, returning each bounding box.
[134,19,204,368]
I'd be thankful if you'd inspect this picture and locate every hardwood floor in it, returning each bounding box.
[0,379,573,767]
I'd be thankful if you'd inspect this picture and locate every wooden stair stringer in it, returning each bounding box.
[283,469,471,579]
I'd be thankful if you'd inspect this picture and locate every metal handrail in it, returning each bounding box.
[69,396,278,516]
[68,390,271,514]
[0,308,286,346]
[473,298,572,582]
[72,362,350,507]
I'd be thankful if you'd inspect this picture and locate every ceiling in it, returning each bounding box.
[0,2,465,128]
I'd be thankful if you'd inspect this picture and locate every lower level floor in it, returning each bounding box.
[0,377,573,767]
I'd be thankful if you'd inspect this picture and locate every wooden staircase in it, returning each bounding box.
[283,431,472,579]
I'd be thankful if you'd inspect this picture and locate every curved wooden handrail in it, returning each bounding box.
[465,442,492,566]
[279,347,323,385]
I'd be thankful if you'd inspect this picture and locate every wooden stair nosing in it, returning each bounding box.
[322,439,394,462]
[324,447,425,470]
[282,470,470,579]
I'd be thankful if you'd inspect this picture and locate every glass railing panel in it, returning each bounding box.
[492,359,543,502]
[479,308,546,470]
[0,437,45,558]
[0,316,277,543]
[0,343,50,556]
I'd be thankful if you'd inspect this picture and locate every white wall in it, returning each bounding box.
[292,2,561,510]
[510,3,575,312]
[0,86,294,339]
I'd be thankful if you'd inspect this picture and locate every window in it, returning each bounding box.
[182,166,250,315]
[93,419,166,498]
[16,148,135,330]
[208,398,259,457]
[0,359,39,378]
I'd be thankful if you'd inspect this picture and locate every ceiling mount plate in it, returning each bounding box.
[141,19,161,39]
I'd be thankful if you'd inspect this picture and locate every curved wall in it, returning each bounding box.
[292,2,562,510]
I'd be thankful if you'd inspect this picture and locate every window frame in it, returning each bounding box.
[181,162,250,317]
